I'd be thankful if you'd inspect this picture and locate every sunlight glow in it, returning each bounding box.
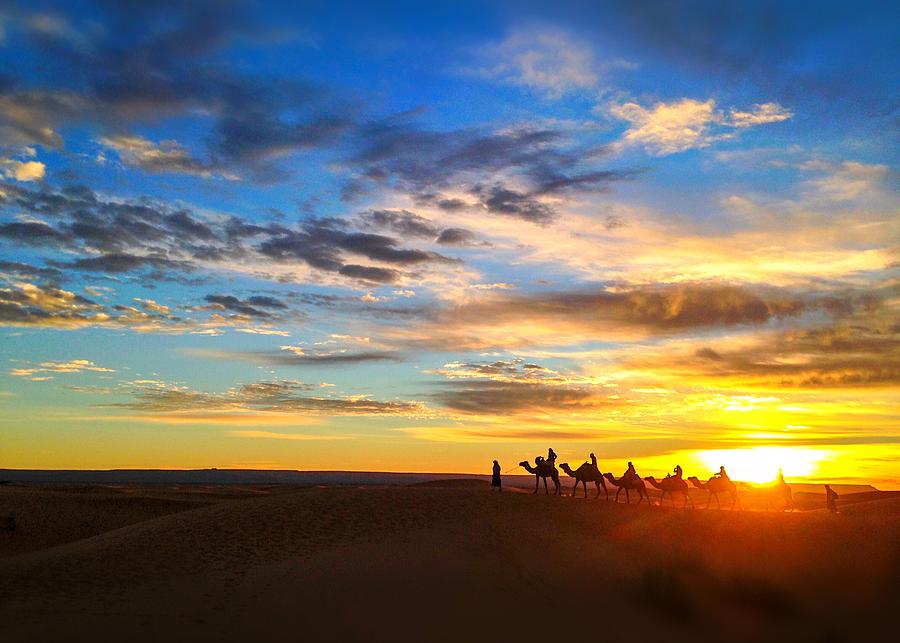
[697,446,829,484]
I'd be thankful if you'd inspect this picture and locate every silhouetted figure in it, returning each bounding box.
[560,461,609,500]
[491,460,502,492]
[673,464,683,479]
[590,452,597,467]
[688,474,740,510]
[547,448,557,465]
[518,457,561,495]
[623,461,637,482]
[603,470,649,505]
[825,484,839,513]
[776,467,785,483]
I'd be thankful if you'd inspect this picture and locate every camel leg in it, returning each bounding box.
[625,488,630,504]
[582,481,587,498]
[554,476,560,496]
[543,476,549,495]
[533,476,539,494]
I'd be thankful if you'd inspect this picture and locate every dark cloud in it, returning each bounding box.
[59,253,193,274]
[344,120,637,214]
[596,0,897,114]
[337,264,399,284]
[257,218,456,282]
[0,280,289,333]
[436,198,467,211]
[669,317,900,388]
[246,295,287,310]
[426,358,613,415]
[0,260,63,281]
[204,294,277,318]
[436,283,811,332]
[359,209,440,239]
[435,228,482,246]
[433,380,613,415]
[472,184,555,224]
[0,221,67,244]
[194,347,402,366]
[0,4,352,182]
[2,183,452,285]
[395,284,886,352]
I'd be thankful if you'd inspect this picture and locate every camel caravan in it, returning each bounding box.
[516,449,794,511]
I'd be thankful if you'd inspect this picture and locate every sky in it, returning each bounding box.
[1,0,898,487]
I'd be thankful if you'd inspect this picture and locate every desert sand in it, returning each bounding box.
[1,482,899,643]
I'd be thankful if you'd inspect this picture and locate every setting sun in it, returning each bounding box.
[698,447,829,484]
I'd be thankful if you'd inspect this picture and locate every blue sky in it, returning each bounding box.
[1,1,898,484]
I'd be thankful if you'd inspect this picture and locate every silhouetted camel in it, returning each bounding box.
[688,475,740,510]
[519,459,560,495]
[560,462,609,500]
[645,475,694,509]
[603,472,648,505]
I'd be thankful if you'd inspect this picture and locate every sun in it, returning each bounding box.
[697,446,827,484]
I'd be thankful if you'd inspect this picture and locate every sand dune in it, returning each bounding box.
[1,484,898,642]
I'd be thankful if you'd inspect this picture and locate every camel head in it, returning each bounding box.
[603,472,617,483]
[518,460,528,467]
[560,462,573,474]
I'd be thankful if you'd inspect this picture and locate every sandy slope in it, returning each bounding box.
[1,485,898,642]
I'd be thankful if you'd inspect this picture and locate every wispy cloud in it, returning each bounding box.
[472,28,602,98]
[608,98,792,155]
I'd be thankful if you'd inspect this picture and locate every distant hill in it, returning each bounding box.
[0,469,500,487]
[0,470,886,493]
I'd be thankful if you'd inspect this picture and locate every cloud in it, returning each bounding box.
[0,281,105,327]
[806,161,891,202]
[359,209,439,239]
[60,253,193,274]
[1,159,46,181]
[0,220,66,245]
[99,135,226,178]
[609,98,792,155]
[392,283,817,351]
[133,298,170,314]
[729,103,793,127]
[10,359,115,380]
[426,359,617,415]
[0,260,62,282]
[637,310,900,389]
[345,120,635,210]
[190,345,402,366]
[204,293,288,318]
[1,183,456,286]
[0,4,351,182]
[471,183,555,224]
[473,28,601,98]
[435,227,482,246]
[109,379,426,417]
[0,280,292,334]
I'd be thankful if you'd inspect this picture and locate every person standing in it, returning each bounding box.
[825,484,839,513]
[491,460,502,492]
